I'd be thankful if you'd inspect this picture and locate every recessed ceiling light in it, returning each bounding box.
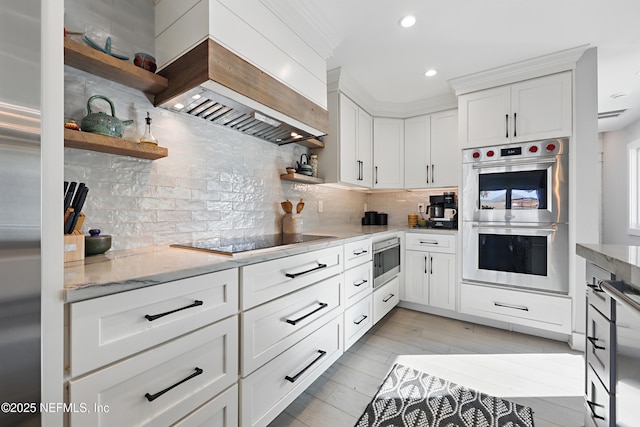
[192,94,201,100]
[424,69,437,77]
[174,103,185,110]
[399,15,416,28]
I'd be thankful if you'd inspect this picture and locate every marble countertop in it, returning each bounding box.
[576,243,640,284]
[65,225,458,302]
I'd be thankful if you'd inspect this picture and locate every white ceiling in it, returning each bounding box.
[266,0,640,132]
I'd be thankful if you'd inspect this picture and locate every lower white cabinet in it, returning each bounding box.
[68,317,238,427]
[173,385,238,427]
[344,294,373,350]
[240,315,343,427]
[459,282,571,334]
[344,261,372,306]
[404,232,456,311]
[373,276,400,324]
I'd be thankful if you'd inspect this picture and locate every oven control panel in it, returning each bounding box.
[463,138,566,163]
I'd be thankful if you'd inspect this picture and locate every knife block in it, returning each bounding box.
[64,210,86,263]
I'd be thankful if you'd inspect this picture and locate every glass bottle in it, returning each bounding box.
[139,112,158,145]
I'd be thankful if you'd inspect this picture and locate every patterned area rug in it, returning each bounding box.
[356,364,534,427]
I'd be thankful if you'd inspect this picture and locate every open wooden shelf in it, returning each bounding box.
[64,37,168,95]
[295,138,325,149]
[64,129,168,160]
[280,172,324,184]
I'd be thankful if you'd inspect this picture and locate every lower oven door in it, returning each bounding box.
[462,222,568,293]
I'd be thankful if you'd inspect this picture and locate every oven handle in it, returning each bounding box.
[471,157,556,169]
[472,224,557,232]
[601,280,640,318]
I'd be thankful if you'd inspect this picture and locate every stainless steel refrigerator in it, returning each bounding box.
[0,1,42,426]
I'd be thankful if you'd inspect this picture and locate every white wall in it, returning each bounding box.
[602,118,640,245]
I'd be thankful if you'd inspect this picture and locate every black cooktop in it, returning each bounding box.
[171,234,333,256]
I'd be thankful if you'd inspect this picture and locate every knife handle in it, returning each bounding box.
[64,181,77,213]
[64,212,76,234]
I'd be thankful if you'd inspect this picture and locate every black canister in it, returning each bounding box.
[364,211,378,225]
[376,213,388,225]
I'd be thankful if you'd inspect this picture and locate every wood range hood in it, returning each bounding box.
[153,39,329,145]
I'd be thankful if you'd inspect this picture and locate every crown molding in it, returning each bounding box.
[449,45,590,96]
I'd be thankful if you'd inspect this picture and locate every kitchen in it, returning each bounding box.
[3,0,640,426]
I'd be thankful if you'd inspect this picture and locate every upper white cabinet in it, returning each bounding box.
[459,72,572,148]
[318,92,373,188]
[404,109,459,189]
[373,117,405,189]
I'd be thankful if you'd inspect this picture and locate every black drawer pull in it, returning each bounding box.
[354,279,368,287]
[494,302,529,311]
[286,302,329,325]
[383,294,395,303]
[145,367,203,402]
[587,336,606,350]
[586,400,605,420]
[354,315,368,325]
[285,263,327,278]
[285,350,327,383]
[587,283,604,293]
[353,250,368,256]
[145,300,204,322]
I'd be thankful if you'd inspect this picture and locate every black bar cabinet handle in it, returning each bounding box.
[430,256,433,275]
[586,283,604,293]
[354,279,368,287]
[505,114,509,138]
[383,294,395,303]
[587,336,606,350]
[286,302,329,325]
[494,302,529,311]
[424,256,427,274]
[426,165,429,183]
[360,161,364,181]
[354,315,368,325]
[145,300,204,321]
[285,263,327,278]
[353,249,368,256]
[375,166,378,184]
[586,400,605,420]
[431,164,434,183]
[285,350,327,383]
[513,112,517,137]
[145,367,203,402]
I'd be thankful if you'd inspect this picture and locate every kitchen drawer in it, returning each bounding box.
[460,282,571,334]
[586,303,615,392]
[373,276,400,324]
[172,384,238,427]
[68,316,238,427]
[586,262,615,321]
[585,365,613,427]
[69,268,238,377]
[344,294,372,350]
[241,246,342,309]
[406,232,455,253]
[344,261,372,306]
[344,238,372,270]
[241,274,342,376]
[240,314,343,427]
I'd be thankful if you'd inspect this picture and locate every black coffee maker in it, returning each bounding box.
[426,192,457,229]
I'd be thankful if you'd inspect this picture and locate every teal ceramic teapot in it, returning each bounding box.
[80,95,133,138]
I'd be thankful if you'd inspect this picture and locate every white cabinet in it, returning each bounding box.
[373,117,404,189]
[404,109,459,189]
[459,282,571,334]
[373,276,400,324]
[317,92,372,188]
[459,72,572,148]
[344,294,373,350]
[68,317,238,427]
[404,233,456,311]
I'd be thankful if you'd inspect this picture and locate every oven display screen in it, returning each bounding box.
[501,147,522,156]
[478,234,547,276]
[479,170,547,210]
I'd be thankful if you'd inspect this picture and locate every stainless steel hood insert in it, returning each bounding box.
[154,39,329,145]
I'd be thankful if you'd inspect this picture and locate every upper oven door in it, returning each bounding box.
[462,140,568,223]
[462,222,569,294]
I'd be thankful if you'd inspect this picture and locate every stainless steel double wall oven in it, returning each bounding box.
[462,138,569,294]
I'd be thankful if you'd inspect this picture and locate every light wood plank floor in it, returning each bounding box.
[269,307,585,427]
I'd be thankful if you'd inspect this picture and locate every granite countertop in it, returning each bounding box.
[577,243,640,284]
[65,225,458,302]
